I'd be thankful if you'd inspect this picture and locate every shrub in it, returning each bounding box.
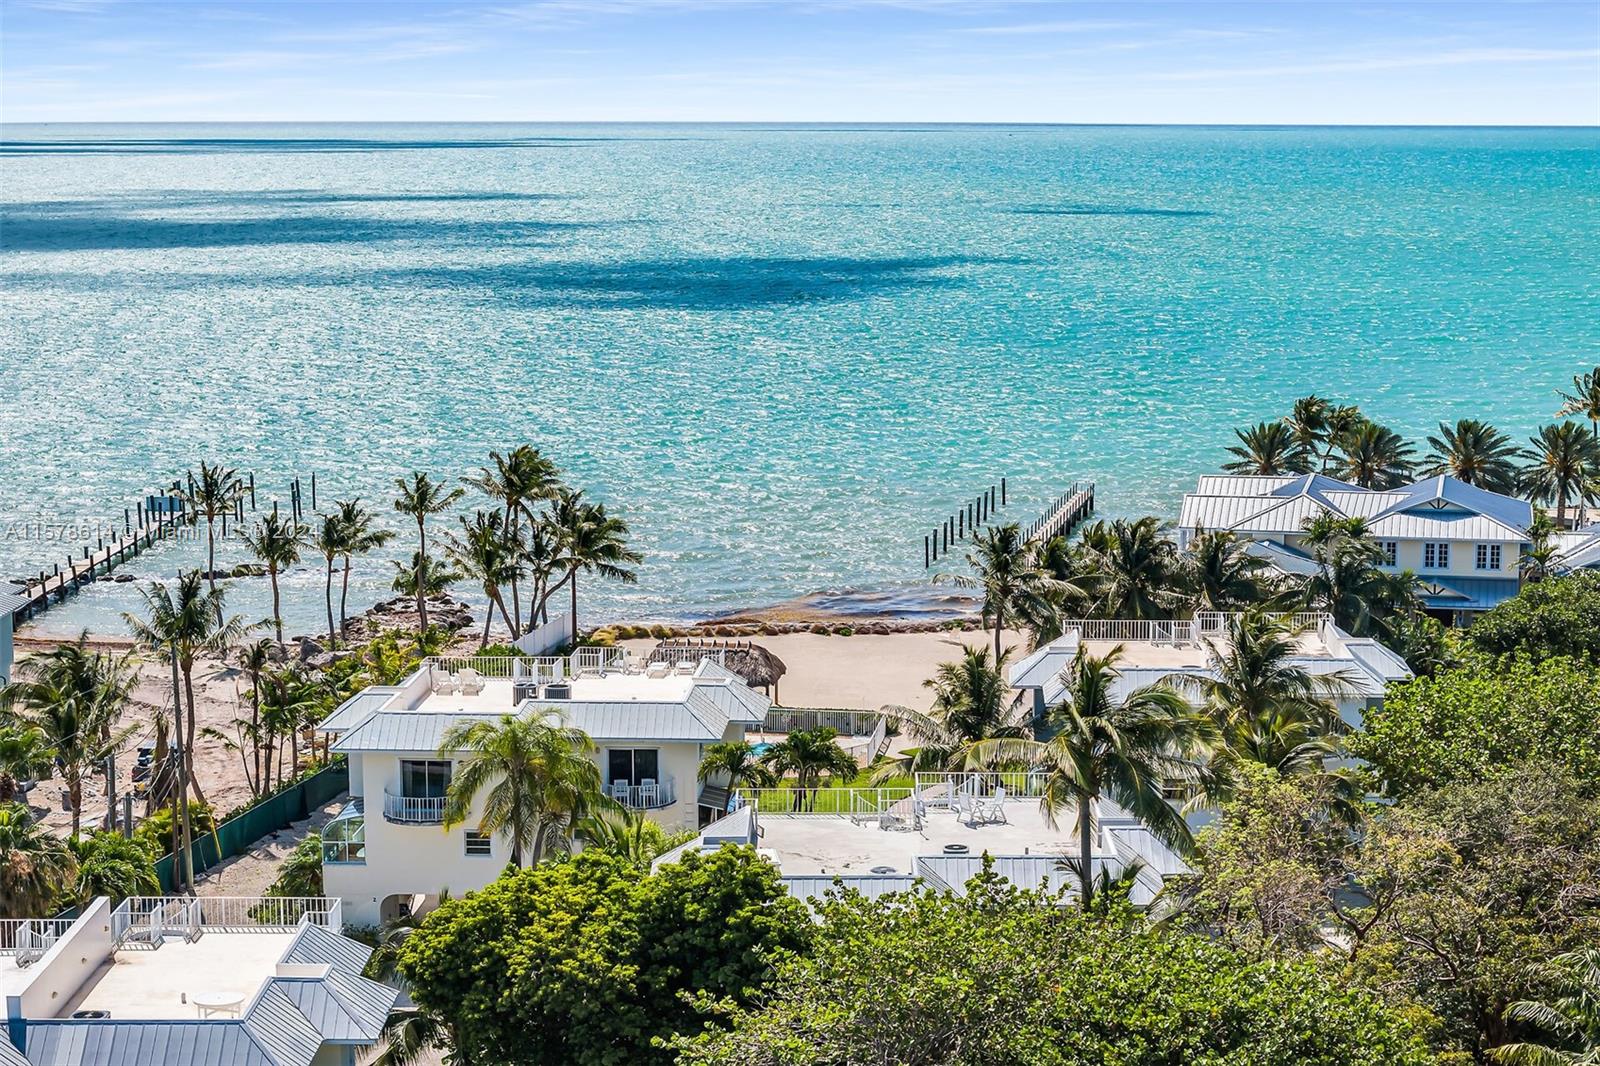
[1467,570,1600,661]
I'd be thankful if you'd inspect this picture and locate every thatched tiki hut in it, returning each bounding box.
[650,639,788,702]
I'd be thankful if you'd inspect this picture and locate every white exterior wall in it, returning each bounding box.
[595,740,704,831]
[1279,532,1526,578]
[5,899,114,1021]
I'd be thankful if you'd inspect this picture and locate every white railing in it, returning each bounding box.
[1059,612,1332,646]
[423,647,629,686]
[734,786,915,815]
[606,776,677,810]
[864,715,889,758]
[912,771,1046,808]
[111,896,342,947]
[763,707,885,737]
[0,918,77,966]
[383,790,447,824]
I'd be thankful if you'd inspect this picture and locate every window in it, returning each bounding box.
[1475,544,1502,571]
[322,813,365,865]
[607,749,660,787]
[1423,542,1450,569]
[464,831,492,857]
[400,759,451,798]
[1381,541,1398,566]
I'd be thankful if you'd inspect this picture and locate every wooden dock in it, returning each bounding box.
[1024,481,1095,544]
[924,478,1011,568]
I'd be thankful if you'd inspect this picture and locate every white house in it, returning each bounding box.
[1,895,395,1066]
[1007,612,1411,732]
[317,649,771,927]
[1178,473,1537,623]
[0,592,30,686]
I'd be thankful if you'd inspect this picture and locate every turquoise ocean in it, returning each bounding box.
[1,124,1596,637]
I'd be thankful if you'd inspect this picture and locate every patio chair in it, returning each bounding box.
[675,660,696,675]
[954,793,975,826]
[975,787,1008,825]
[431,669,459,695]
[459,667,486,696]
[645,660,671,679]
[610,781,631,804]
[638,779,658,807]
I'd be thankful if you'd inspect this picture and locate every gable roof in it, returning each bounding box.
[24,1021,285,1066]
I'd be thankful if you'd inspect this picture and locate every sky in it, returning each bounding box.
[1,1,1597,125]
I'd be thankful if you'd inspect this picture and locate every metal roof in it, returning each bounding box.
[1373,475,1532,530]
[0,591,33,617]
[239,987,326,1066]
[1556,529,1600,570]
[0,1040,27,1066]
[333,711,498,753]
[24,1021,283,1066]
[317,689,401,734]
[263,977,390,1043]
[1242,539,1320,577]
[278,921,373,975]
[780,875,918,904]
[1413,575,1522,611]
[1008,636,1079,691]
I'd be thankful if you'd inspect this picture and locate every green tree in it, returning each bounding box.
[0,802,77,918]
[240,510,304,646]
[1225,421,1309,475]
[576,807,696,866]
[1468,571,1600,662]
[465,445,563,633]
[0,633,138,837]
[761,727,859,811]
[1492,946,1600,1065]
[542,488,642,645]
[0,723,52,803]
[672,867,1433,1066]
[1283,394,1331,468]
[873,646,1029,782]
[444,510,523,648]
[1520,512,1564,584]
[1424,418,1523,494]
[393,472,465,634]
[180,460,242,599]
[1333,420,1417,490]
[391,550,460,617]
[1076,517,1183,621]
[1181,528,1280,612]
[697,740,777,791]
[969,647,1212,906]
[309,511,349,650]
[396,848,809,1066]
[1300,515,1410,637]
[69,831,159,905]
[1349,653,1600,796]
[265,833,324,897]
[1521,422,1600,527]
[333,498,395,640]
[1556,366,1600,443]
[440,712,605,866]
[938,523,1061,663]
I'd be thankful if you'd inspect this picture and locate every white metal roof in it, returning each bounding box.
[332,711,499,754]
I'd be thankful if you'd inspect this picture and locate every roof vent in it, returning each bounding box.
[543,683,571,701]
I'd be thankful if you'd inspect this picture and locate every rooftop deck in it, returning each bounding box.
[64,931,298,1019]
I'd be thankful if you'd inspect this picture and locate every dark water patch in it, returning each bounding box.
[368,254,1011,311]
[11,191,574,212]
[0,210,602,252]
[1010,205,1214,218]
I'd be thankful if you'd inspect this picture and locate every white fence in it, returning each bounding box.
[606,776,677,810]
[763,707,886,737]
[0,918,77,967]
[1058,612,1331,645]
[514,610,573,656]
[384,790,447,824]
[110,895,342,946]
[424,646,628,685]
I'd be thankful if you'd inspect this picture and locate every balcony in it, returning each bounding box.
[384,790,447,825]
[607,776,677,810]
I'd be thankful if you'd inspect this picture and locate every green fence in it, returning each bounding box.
[154,760,349,892]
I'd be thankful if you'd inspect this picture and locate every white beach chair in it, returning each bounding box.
[638,779,658,807]
[610,780,631,805]
[431,669,459,695]
[458,667,486,696]
[675,660,695,675]
[645,660,671,679]
[975,787,1008,825]
[954,794,974,826]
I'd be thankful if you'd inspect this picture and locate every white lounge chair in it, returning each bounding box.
[645,661,671,679]
[675,660,695,675]
[975,787,1008,825]
[459,667,486,696]
[954,794,975,826]
[431,669,459,695]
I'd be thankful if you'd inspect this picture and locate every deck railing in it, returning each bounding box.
[1058,612,1332,646]
[423,647,630,686]
[606,776,677,810]
[0,918,77,966]
[111,895,341,946]
[763,707,885,737]
[734,786,916,815]
[383,790,448,825]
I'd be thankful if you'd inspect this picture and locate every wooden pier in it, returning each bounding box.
[924,478,1011,568]
[1024,481,1095,544]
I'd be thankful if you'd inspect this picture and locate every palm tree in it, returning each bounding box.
[1175,612,1358,818]
[1317,404,1366,473]
[465,446,562,629]
[521,519,562,631]
[697,740,777,791]
[0,803,76,919]
[443,510,522,648]
[1490,946,1600,1065]
[333,499,396,639]
[1224,422,1307,476]
[393,472,465,634]
[259,664,319,788]
[1522,422,1600,527]
[1181,529,1279,612]
[1332,421,1416,490]
[1556,366,1600,443]
[938,523,1060,662]
[967,647,1212,908]
[391,550,461,606]
[761,727,859,812]
[1300,516,1394,636]
[124,571,250,891]
[1521,512,1563,583]
[1077,517,1183,620]
[1423,419,1521,493]
[440,712,604,866]
[241,510,304,646]
[236,638,273,796]
[872,646,1030,783]
[544,489,641,644]
[180,461,242,599]
[0,724,52,803]
[70,832,159,905]
[1282,395,1330,467]
[0,633,138,838]
[307,512,349,650]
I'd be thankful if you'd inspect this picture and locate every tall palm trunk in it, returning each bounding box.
[249,677,262,797]
[570,570,579,645]
[1076,792,1094,908]
[269,564,284,646]
[505,503,522,637]
[323,556,337,650]
[339,555,352,638]
[205,517,217,597]
[68,769,82,839]
[181,666,208,805]
[415,517,430,633]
